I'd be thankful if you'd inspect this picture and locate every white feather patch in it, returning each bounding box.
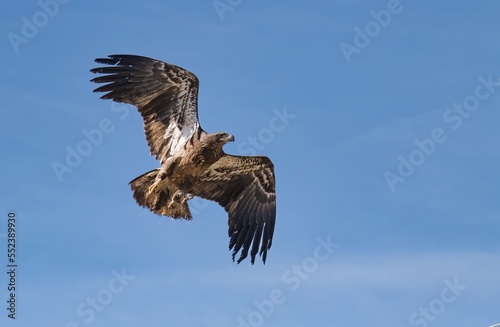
[164,120,198,156]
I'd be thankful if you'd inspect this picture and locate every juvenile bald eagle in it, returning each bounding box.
[90,55,276,264]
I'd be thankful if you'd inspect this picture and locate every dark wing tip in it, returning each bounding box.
[230,220,273,265]
[93,57,119,66]
[94,54,154,64]
[90,54,154,74]
[233,255,254,265]
[89,55,121,74]
[234,252,254,265]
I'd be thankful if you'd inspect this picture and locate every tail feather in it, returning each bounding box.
[129,169,192,219]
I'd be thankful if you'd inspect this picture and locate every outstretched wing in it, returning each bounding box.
[90,54,201,163]
[190,155,276,264]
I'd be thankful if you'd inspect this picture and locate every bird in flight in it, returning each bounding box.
[90,55,276,264]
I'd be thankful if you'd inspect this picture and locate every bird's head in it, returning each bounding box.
[214,132,235,144]
[202,132,235,153]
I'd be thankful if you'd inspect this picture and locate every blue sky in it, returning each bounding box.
[1,1,500,326]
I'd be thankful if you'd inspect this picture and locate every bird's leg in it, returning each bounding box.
[147,178,162,195]
[168,190,184,209]
[181,194,193,204]
[147,167,169,196]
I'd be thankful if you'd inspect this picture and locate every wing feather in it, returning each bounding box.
[189,155,276,264]
[251,223,264,263]
[90,54,201,163]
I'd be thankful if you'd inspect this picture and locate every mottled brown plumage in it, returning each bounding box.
[90,55,276,264]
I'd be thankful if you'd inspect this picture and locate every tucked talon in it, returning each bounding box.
[168,190,184,209]
[182,194,194,204]
[173,190,183,201]
[147,179,162,195]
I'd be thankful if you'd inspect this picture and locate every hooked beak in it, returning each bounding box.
[225,134,235,142]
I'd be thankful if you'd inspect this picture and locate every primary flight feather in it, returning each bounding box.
[90,55,276,264]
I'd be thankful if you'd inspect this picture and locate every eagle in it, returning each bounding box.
[90,55,276,264]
